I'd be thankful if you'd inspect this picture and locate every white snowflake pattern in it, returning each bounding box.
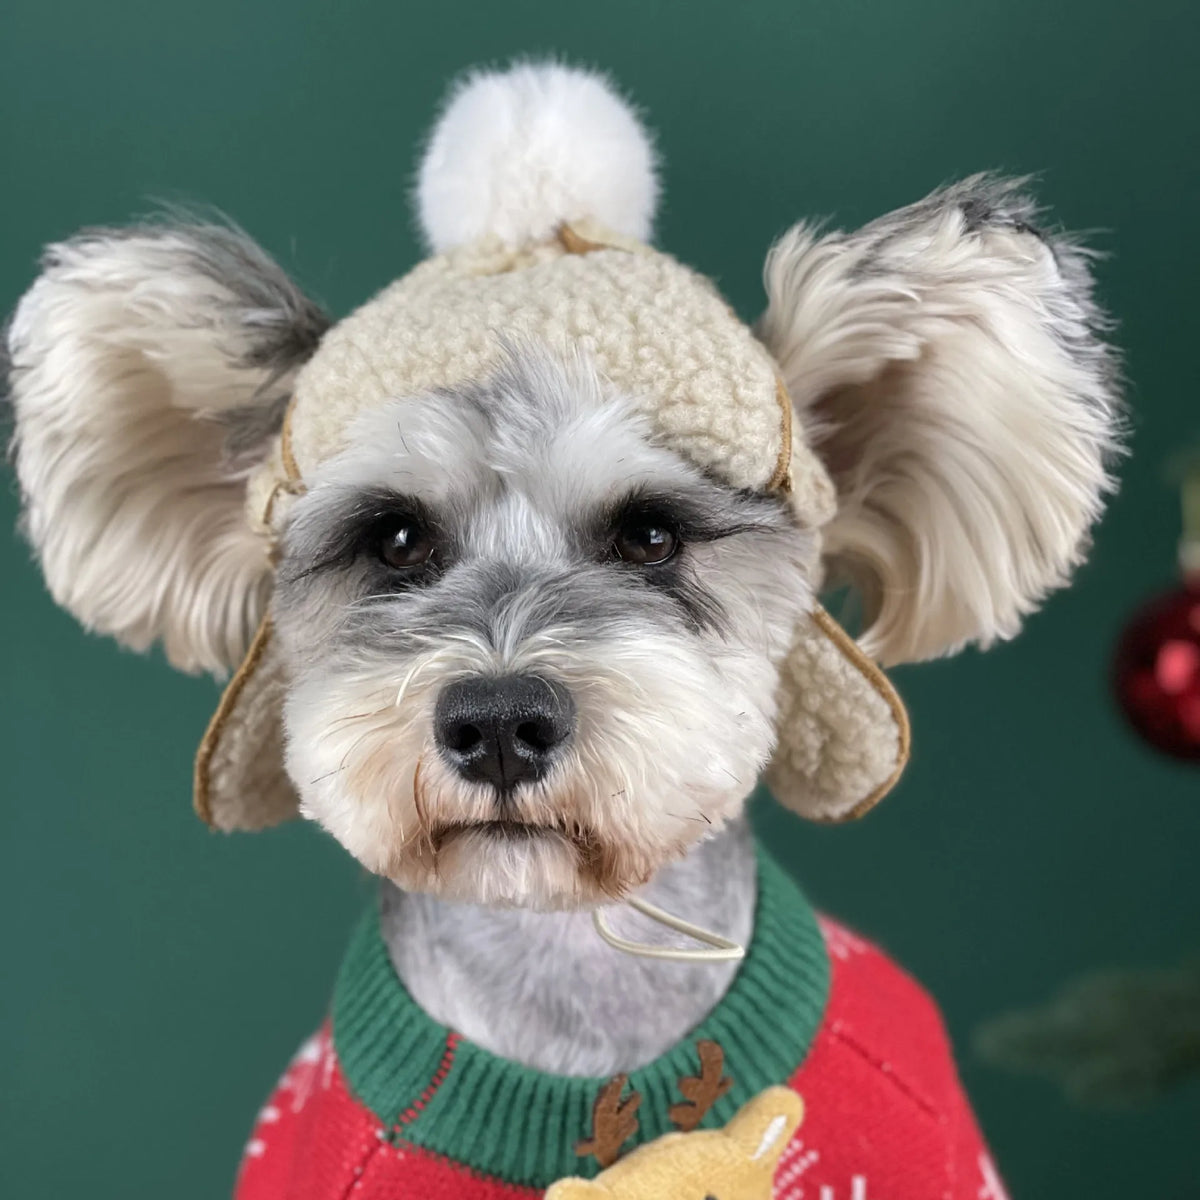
[818,917,871,962]
[240,1028,337,1166]
[285,1028,335,1114]
[818,1177,870,1200]
[776,1133,878,1200]
[775,1133,820,1198]
[978,1152,1009,1200]
[321,1039,337,1091]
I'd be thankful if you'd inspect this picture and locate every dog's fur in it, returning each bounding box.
[5,63,1123,1079]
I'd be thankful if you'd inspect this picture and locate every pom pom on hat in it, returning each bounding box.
[416,61,659,252]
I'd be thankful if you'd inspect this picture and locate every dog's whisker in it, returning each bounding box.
[336,725,383,772]
[346,593,406,612]
[324,705,392,733]
[412,755,436,856]
[309,766,346,785]
[394,655,436,708]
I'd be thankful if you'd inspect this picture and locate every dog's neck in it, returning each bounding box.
[381,819,757,1076]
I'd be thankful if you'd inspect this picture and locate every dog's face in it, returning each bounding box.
[274,352,816,909]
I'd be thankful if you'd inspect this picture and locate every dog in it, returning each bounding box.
[5,61,1121,1199]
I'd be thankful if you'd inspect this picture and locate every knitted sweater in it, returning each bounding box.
[234,854,1007,1200]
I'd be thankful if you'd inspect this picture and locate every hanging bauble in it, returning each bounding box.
[1112,453,1200,760]
[1113,580,1200,759]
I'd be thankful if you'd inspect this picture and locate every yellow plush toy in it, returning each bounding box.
[545,1087,803,1200]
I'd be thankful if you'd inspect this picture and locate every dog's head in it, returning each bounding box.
[5,63,1122,909]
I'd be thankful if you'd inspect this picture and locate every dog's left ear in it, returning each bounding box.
[5,219,328,676]
[757,176,1123,667]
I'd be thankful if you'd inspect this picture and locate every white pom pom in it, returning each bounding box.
[416,61,659,252]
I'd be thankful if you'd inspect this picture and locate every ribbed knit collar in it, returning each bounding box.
[331,843,829,1189]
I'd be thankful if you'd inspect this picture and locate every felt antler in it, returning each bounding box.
[575,1074,642,1168]
[669,1039,734,1131]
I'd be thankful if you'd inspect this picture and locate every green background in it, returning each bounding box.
[3,1,1198,1196]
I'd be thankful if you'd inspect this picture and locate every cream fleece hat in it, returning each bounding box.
[195,64,910,832]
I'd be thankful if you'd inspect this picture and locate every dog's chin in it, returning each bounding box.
[385,821,656,912]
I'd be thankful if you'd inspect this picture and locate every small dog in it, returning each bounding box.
[6,62,1120,1199]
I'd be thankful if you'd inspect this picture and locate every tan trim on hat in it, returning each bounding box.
[261,476,305,532]
[809,607,911,820]
[768,379,794,494]
[279,398,304,486]
[259,397,307,557]
[194,616,274,826]
[557,222,611,255]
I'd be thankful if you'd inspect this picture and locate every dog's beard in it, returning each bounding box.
[283,625,779,910]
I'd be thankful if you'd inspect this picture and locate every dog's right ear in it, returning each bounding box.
[5,220,328,675]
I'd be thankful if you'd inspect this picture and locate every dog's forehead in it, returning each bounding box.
[313,351,698,516]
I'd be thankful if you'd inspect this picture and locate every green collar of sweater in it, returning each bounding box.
[331,844,829,1189]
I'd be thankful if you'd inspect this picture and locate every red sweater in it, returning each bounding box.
[235,852,1007,1200]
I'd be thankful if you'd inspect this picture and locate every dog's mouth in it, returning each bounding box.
[430,818,570,850]
[413,815,635,903]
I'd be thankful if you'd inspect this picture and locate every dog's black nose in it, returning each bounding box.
[434,674,575,792]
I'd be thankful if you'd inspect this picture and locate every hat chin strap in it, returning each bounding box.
[592,895,745,963]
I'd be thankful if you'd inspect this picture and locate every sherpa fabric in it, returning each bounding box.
[198,222,910,832]
[244,222,837,541]
[194,620,292,830]
[766,609,911,823]
[233,852,1005,1200]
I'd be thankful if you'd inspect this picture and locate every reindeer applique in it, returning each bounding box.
[575,1039,736,1168]
[549,1086,803,1200]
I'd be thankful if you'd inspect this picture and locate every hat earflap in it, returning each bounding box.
[194,618,298,831]
[766,606,911,822]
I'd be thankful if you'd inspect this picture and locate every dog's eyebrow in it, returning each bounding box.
[597,482,791,542]
[280,487,444,581]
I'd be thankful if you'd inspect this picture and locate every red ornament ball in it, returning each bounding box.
[1113,579,1200,760]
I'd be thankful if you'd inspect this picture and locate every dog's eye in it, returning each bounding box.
[613,520,678,565]
[375,514,434,569]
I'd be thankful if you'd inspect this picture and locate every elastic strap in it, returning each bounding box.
[592,896,745,963]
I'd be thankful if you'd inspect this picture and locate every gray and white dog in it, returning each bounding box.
[6,60,1121,1161]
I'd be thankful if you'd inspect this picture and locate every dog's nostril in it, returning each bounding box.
[434,674,575,792]
[515,720,555,753]
[446,723,483,753]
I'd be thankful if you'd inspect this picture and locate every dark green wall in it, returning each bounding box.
[3,2,1198,1196]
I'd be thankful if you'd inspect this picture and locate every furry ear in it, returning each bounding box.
[722,1086,805,1167]
[756,176,1123,666]
[5,219,329,674]
[543,1181,603,1200]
